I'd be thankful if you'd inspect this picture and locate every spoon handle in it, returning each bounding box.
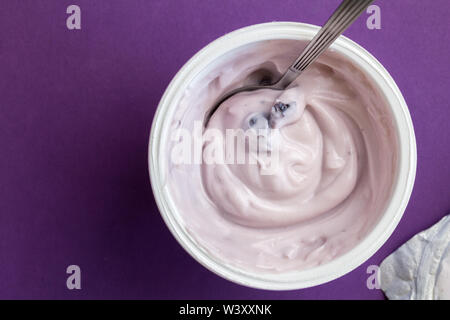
[291,0,373,73]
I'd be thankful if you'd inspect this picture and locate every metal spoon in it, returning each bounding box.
[204,0,374,127]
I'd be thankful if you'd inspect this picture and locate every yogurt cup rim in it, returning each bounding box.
[148,21,417,290]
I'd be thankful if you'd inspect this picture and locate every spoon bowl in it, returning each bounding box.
[203,0,374,127]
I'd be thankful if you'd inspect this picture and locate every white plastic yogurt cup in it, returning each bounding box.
[148,22,417,290]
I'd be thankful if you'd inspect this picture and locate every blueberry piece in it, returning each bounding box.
[273,102,290,114]
[269,101,297,128]
[246,113,269,130]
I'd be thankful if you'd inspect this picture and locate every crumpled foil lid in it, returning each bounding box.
[380,215,450,300]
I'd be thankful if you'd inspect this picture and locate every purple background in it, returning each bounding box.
[0,0,449,300]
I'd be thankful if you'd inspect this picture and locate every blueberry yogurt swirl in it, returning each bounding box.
[168,40,397,271]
